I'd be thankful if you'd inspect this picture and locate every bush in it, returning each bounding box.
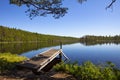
[0,53,27,73]
[54,61,120,80]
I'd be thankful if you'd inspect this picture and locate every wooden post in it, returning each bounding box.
[60,41,62,49]
[59,42,62,60]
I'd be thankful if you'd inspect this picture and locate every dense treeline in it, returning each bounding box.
[80,35,120,45]
[0,26,79,43]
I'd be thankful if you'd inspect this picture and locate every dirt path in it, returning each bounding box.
[0,69,76,80]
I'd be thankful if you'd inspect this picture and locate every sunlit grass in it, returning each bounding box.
[0,53,27,73]
[0,53,27,62]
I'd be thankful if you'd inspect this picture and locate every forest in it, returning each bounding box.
[0,26,79,43]
[80,35,120,45]
[0,26,80,54]
[1,25,120,46]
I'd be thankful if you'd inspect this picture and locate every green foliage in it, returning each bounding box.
[0,53,27,73]
[80,35,120,45]
[78,61,102,80]
[0,26,79,54]
[54,61,120,80]
[0,26,79,43]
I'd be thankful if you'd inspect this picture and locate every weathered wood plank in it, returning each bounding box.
[17,48,61,71]
[37,49,61,71]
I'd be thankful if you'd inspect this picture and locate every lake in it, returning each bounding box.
[0,42,120,68]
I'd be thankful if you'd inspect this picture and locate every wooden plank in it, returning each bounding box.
[17,48,61,71]
[37,49,61,71]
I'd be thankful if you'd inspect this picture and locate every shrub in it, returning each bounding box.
[54,61,120,80]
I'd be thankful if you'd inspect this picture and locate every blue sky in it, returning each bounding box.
[0,0,120,37]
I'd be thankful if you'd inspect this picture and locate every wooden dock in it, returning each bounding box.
[17,48,69,73]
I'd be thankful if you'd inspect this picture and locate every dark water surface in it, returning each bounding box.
[1,42,120,68]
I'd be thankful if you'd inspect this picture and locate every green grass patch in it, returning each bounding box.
[54,61,120,80]
[0,53,27,73]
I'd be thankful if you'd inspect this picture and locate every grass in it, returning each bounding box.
[54,61,120,80]
[0,53,27,73]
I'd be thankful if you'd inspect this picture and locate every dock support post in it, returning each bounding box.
[60,42,62,49]
[59,52,62,60]
[59,42,62,60]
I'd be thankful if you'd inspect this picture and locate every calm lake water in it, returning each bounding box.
[20,43,120,68]
[0,42,120,68]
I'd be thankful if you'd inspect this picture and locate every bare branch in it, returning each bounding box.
[78,0,87,4]
[106,0,116,9]
[10,0,118,19]
[10,0,68,19]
